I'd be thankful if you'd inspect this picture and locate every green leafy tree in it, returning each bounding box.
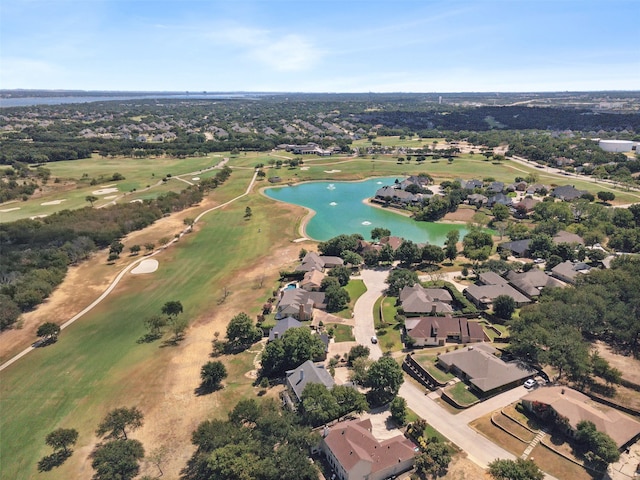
[226,312,261,350]
[325,284,350,312]
[462,229,493,261]
[395,240,422,265]
[109,240,124,257]
[575,421,620,465]
[366,356,404,405]
[415,442,452,479]
[85,195,98,207]
[421,244,445,264]
[371,227,391,241]
[129,244,141,255]
[379,243,395,264]
[318,234,362,256]
[597,191,615,203]
[493,295,516,320]
[488,458,544,480]
[260,328,326,377]
[161,300,183,319]
[45,428,78,454]
[0,294,21,330]
[328,265,351,286]
[91,439,145,480]
[386,268,418,296]
[444,230,459,262]
[244,206,252,218]
[347,344,370,366]
[37,322,61,342]
[96,407,144,440]
[350,356,372,385]
[331,384,368,417]
[299,383,339,426]
[200,361,227,391]
[529,233,553,260]
[341,250,363,267]
[143,314,167,337]
[492,203,510,221]
[389,396,408,426]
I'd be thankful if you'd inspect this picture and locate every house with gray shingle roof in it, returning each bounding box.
[551,260,592,284]
[464,283,531,309]
[268,316,302,342]
[285,360,335,402]
[505,270,565,299]
[399,284,453,315]
[438,344,534,396]
[405,315,486,346]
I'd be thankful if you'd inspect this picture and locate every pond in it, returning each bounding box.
[264,177,468,244]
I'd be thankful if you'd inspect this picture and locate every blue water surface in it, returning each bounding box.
[264,177,467,244]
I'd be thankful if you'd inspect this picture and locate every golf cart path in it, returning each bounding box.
[0,170,258,373]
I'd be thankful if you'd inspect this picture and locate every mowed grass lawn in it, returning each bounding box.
[335,279,367,319]
[0,175,300,479]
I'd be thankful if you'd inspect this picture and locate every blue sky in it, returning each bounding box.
[1,0,638,92]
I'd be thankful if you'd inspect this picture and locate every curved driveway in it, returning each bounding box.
[351,267,390,360]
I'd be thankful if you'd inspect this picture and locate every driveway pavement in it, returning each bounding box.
[351,267,390,360]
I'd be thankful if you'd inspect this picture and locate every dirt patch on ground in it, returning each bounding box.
[594,341,640,385]
[444,454,488,479]
[442,206,477,223]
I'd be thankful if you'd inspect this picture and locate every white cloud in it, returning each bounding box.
[205,26,323,72]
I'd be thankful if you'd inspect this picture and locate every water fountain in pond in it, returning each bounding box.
[327,184,336,190]
[330,202,337,206]
[362,221,372,226]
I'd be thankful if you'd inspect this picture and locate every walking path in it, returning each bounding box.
[522,429,547,460]
[0,170,258,373]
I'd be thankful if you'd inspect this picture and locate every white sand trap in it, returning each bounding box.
[30,214,48,219]
[324,169,342,173]
[300,166,310,171]
[92,187,119,195]
[191,177,200,181]
[40,199,67,206]
[131,259,159,275]
[103,195,117,200]
[129,199,143,204]
[0,207,20,213]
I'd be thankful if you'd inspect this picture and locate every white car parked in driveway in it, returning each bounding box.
[524,379,537,389]
[371,335,378,344]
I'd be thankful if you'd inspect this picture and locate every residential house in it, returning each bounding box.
[467,193,488,207]
[438,344,534,397]
[464,283,532,309]
[321,418,417,480]
[487,181,505,194]
[399,284,453,315]
[526,184,550,196]
[400,175,432,189]
[268,316,302,342]
[521,386,640,450]
[513,197,540,214]
[300,269,326,291]
[295,251,344,273]
[285,360,335,403]
[505,270,565,299]
[478,271,509,286]
[379,236,404,251]
[374,186,420,205]
[552,230,585,246]
[405,315,486,346]
[506,181,528,192]
[460,179,483,190]
[551,185,587,201]
[551,261,592,284]
[487,193,513,208]
[276,288,326,320]
[498,239,532,258]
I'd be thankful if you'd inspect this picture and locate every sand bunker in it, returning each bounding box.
[131,259,159,275]
[92,187,119,195]
[191,177,200,181]
[40,199,67,206]
[324,169,342,173]
[103,195,118,200]
[30,214,48,219]
[129,199,143,204]
[0,207,20,213]
[300,166,310,171]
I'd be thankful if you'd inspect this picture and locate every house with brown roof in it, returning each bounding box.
[399,284,453,315]
[521,386,640,450]
[552,230,585,246]
[405,315,486,347]
[438,344,534,396]
[295,251,344,273]
[379,236,403,251]
[276,289,326,320]
[321,418,417,480]
[300,269,325,291]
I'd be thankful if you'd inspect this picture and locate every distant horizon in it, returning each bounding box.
[3,88,640,95]
[2,1,638,92]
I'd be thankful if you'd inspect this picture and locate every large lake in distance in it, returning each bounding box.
[264,177,468,244]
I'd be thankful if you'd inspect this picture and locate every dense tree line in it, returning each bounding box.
[0,167,231,330]
[182,398,319,480]
[508,257,640,385]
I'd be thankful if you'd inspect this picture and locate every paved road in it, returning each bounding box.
[351,267,390,360]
